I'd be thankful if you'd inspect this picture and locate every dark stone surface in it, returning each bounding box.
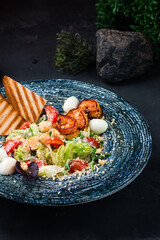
[0,1,159,240]
[96,29,153,82]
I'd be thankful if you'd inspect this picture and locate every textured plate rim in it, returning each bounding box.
[0,78,152,206]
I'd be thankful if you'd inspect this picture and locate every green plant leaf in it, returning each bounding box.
[96,0,160,61]
[54,30,95,74]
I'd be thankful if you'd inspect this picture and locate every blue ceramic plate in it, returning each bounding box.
[0,79,152,206]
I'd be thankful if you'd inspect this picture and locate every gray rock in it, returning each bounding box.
[96,29,153,82]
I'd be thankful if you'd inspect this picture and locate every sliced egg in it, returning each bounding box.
[89,119,108,134]
[0,148,8,162]
[0,157,16,175]
[63,96,79,113]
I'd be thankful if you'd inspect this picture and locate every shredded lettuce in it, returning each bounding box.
[14,144,31,161]
[7,123,42,141]
[7,123,42,140]
[6,129,28,140]
[28,123,41,137]
[38,165,64,178]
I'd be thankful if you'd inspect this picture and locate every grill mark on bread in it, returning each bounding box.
[32,91,46,112]
[0,102,8,115]
[0,111,17,134]
[5,81,21,114]
[0,95,9,113]
[16,118,25,129]
[39,96,46,108]
[1,112,24,135]
[7,115,23,133]
[2,112,18,134]
[31,91,41,117]
[0,113,9,128]
[15,83,31,121]
[0,106,15,125]
[23,86,36,121]
[31,91,38,108]
[0,94,13,119]
[8,79,26,118]
[2,77,19,112]
[3,75,47,123]
[27,91,39,119]
[1,116,25,135]
[0,92,25,135]
[0,105,13,125]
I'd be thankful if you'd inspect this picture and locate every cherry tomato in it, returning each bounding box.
[45,106,59,123]
[45,138,65,148]
[3,139,23,154]
[26,158,47,168]
[83,137,100,148]
[20,121,33,130]
[69,159,88,173]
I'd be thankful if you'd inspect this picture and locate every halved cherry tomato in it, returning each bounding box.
[45,138,65,148]
[69,159,88,173]
[26,158,47,168]
[45,106,59,123]
[3,139,23,154]
[83,137,100,148]
[20,121,33,130]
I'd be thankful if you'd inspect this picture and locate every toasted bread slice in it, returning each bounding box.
[3,76,47,122]
[0,94,25,135]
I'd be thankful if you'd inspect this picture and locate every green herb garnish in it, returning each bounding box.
[37,115,47,124]
[64,160,71,175]
[90,148,111,171]
[54,30,95,74]
[78,131,84,140]
[29,127,34,137]
[90,131,99,138]
[31,150,36,157]
[90,148,97,171]
[49,131,52,137]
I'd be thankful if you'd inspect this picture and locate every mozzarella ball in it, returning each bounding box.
[90,119,108,134]
[0,148,8,162]
[63,96,79,113]
[0,157,16,175]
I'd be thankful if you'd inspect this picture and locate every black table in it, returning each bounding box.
[0,1,159,239]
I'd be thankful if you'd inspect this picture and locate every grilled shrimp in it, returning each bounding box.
[67,109,88,130]
[56,115,78,135]
[78,99,102,118]
[64,130,79,140]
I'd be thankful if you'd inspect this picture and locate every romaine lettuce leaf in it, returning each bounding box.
[54,141,93,166]
[36,143,52,163]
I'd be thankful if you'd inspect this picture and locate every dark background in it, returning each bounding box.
[0,0,160,239]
